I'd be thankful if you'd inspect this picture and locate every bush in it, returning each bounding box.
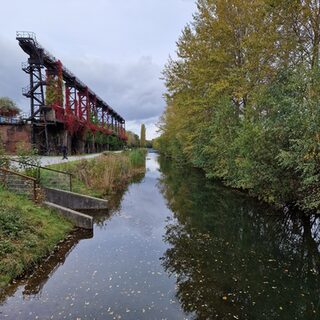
[129,149,146,167]
[0,97,20,117]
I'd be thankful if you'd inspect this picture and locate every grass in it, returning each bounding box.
[43,149,146,198]
[0,149,145,289]
[0,188,73,289]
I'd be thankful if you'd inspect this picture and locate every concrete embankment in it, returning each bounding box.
[44,202,94,230]
[44,188,109,229]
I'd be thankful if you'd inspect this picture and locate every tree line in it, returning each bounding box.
[154,0,320,213]
[126,124,152,148]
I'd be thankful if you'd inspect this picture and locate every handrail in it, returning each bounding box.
[4,158,73,191]
[8,158,73,176]
[0,115,24,124]
[0,167,37,181]
[16,31,37,40]
[0,167,38,202]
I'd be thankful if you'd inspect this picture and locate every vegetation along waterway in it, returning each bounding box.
[0,152,319,319]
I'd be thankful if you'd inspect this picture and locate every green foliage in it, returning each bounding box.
[16,143,40,178]
[0,134,9,168]
[95,131,109,145]
[45,77,63,106]
[158,155,319,319]
[107,134,125,150]
[47,150,146,198]
[0,97,20,116]
[145,140,153,148]
[0,188,73,288]
[158,0,320,213]
[140,124,146,147]
[85,131,125,150]
[0,209,25,238]
[129,149,146,167]
[126,131,140,148]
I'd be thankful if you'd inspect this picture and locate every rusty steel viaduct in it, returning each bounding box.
[16,31,127,154]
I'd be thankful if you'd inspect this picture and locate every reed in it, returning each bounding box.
[48,149,146,197]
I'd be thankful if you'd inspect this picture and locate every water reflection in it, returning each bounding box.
[83,171,147,227]
[0,229,93,303]
[0,153,318,319]
[0,154,186,319]
[0,170,145,305]
[158,155,320,320]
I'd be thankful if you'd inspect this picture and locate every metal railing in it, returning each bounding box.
[0,115,24,124]
[8,158,73,192]
[22,61,30,71]
[22,85,30,95]
[0,167,39,202]
[16,31,37,40]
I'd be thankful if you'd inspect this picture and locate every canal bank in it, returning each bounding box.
[0,152,319,319]
[0,189,73,289]
[0,149,145,290]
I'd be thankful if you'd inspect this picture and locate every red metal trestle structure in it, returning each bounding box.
[16,31,127,154]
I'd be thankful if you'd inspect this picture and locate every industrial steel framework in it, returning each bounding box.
[16,31,126,154]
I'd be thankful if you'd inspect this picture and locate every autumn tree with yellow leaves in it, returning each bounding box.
[156,0,320,213]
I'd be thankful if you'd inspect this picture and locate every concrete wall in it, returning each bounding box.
[44,187,108,210]
[43,187,108,230]
[44,202,93,230]
[0,124,32,154]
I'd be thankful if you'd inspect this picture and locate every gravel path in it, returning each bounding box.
[38,153,103,166]
[8,151,122,168]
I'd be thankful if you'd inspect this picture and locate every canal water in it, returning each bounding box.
[0,152,319,319]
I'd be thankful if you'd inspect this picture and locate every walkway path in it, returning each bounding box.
[38,153,102,166]
[8,151,122,168]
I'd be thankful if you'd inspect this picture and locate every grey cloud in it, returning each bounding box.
[0,0,195,138]
[0,0,196,139]
[0,37,28,110]
[65,56,166,121]
[127,116,160,140]
[0,37,166,124]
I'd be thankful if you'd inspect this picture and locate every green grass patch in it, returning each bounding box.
[0,188,73,289]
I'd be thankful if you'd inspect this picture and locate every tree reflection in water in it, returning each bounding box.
[90,171,147,227]
[0,170,147,304]
[158,155,320,320]
[0,229,93,304]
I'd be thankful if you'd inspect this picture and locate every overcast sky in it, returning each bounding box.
[0,0,196,139]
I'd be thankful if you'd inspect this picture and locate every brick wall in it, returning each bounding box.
[0,124,32,154]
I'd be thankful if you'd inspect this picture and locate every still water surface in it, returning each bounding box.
[0,152,319,319]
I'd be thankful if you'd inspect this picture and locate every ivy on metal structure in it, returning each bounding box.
[16,31,127,152]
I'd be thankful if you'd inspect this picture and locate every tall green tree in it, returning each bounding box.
[158,0,320,213]
[140,124,146,148]
[127,131,140,148]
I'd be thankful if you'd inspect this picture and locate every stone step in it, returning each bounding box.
[44,202,93,229]
[0,171,36,200]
